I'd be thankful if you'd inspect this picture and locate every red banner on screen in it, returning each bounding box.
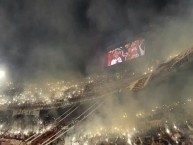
[107,39,145,66]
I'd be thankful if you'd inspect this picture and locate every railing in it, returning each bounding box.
[25,104,80,144]
[42,100,105,145]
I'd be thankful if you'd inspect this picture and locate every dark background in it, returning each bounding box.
[0,0,192,82]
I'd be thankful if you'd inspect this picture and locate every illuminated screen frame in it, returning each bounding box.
[107,39,145,67]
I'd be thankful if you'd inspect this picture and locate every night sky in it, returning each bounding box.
[0,0,192,81]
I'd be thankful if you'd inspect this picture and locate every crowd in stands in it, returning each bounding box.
[0,95,193,145]
[63,99,193,145]
[0,47,193,145]
[68,123,193,145]
[0,69,139,110]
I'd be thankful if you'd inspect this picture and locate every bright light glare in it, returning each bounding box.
[0,70,5,79]
[166,128,170,134]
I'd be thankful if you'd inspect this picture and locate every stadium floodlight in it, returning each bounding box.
[0,70,5,80]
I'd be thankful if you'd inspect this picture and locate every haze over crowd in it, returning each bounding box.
[1,0,193,125]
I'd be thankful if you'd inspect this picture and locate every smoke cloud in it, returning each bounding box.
[1,1,193,142]
[0,0,192,82]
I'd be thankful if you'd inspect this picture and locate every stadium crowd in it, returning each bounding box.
[0,69,139,110]
[62,99,193,145]
[67,124,193,145]
[0,95,193,145]
[0,47,193,144]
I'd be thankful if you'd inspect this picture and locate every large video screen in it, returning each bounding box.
[107,39,145,66]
